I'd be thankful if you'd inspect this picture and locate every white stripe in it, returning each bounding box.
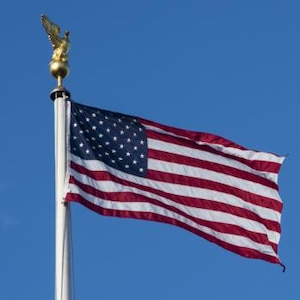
[144,124,284,164]
[67,182,278,258]
[69,154,281,224]
[148,138,280,184]
[68,167,281,244]
[148,158,281,201]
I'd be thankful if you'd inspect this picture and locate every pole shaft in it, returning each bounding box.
[54,94,72,300]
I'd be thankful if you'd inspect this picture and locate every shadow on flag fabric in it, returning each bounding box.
[64,100,285,268]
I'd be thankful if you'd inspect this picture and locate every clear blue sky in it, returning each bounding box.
[1,1,299,299]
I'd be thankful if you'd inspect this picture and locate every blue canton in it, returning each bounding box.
[70,102,148,177]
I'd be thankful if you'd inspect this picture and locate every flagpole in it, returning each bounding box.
[51,86,72,300]
[41,14,73,300]
[50,52,72,300]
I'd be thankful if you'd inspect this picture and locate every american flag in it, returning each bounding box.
[65,101,285,267]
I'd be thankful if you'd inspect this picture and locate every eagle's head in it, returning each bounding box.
[64,31,70,40]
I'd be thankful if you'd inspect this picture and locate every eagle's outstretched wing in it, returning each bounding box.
[41,14,62,49]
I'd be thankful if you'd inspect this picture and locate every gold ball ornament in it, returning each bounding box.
[49,60,70,81]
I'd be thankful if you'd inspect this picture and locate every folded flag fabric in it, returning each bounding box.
[64,101,285,266]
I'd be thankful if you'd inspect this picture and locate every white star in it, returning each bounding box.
[139,168,144,172]
[73,123,78,127]
[86,118,90,122]
[126,152,131,156]
[120,144,124,149]
[79,143,84,147]
[133,160,137,164]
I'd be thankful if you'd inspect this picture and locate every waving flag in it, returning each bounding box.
[64,101,285,267]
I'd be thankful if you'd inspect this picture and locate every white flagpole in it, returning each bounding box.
[41,14,73,299]
[52,88,72,300]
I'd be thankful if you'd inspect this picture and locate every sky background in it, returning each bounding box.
[1,1,299,299]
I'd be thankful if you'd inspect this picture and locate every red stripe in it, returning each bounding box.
[141,118,247,150]
[146,129,282,175]
[69,161,281,233]
[148,149,278,190]
[65,192,280,265]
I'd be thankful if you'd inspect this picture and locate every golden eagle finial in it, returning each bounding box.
[41,14,70,62]
[41,14,70,87]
